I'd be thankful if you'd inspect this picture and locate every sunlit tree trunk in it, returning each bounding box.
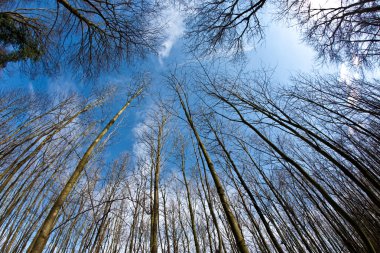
[149,112,167,253]
[173,83,250,253]
[27,87,143,253]
[179,140,201,253]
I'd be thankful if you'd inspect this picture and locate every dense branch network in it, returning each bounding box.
[0,0,162,77]
[188,0,380,66]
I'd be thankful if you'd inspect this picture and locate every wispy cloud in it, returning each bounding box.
[158,5,185,63]
[310,0,341,9]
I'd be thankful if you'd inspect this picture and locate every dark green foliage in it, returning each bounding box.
[0,13,43,67]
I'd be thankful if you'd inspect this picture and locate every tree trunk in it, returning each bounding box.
[27,88,143,253]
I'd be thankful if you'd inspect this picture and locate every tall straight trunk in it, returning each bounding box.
[175,87,250,253]
[0,95,74,148]
[127,177,146,253]
[222,90,380,194]
[135,190,147,253]
[27,88,143,253]
[150,114,166,253]
[234,184,271,253]
[180,143,201,253]
[210,126,284,253]
[150,156,160,253]
[223,99,376,253]
[239,140,319,253]
[287,165,359,252]
[196,174,216,253]
[93,203,112,253]
[197,145,227,253]
[0,102,94,194]
[127,194,142,253]
[162,190,171,253]
[171,206,179,253]
[176,194,191,253]
[59,198,85,253]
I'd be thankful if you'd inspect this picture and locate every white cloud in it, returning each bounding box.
[339,63,350,83]
[132,122,150,158]
[310,0,341,9]
[158,5,185,62]
[28,81,35,98]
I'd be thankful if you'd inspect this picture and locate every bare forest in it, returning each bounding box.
[0,0,379,253]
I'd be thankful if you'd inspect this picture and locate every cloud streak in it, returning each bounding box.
[158,5,185,63]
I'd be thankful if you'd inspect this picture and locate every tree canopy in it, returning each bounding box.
[0,1,379,253]
[0,0,162,77]
[187,0,380,66]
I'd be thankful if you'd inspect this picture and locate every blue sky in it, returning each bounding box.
[0,3,350,162]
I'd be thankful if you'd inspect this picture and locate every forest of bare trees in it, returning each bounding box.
[1,0,379,253]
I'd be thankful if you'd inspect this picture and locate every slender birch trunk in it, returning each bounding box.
[27,87,143,253]
[179,142,201,253]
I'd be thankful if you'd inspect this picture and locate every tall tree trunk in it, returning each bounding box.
[150,114,167,253]
[174,85,250,253]
[210,125,284,253]
[223,98,376,253]
[179,142,201,253]
[27,87,143,253]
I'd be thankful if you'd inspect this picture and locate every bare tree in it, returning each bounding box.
[27,86,143,253]
[0,0,162,77]
[187,0,380,66]
[169,76,251,253]
[187,0,266,54]
[280,0,380,66]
